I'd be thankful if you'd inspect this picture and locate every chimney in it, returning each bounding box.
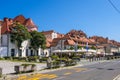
[4,17,9,22]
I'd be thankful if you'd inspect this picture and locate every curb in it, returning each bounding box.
[0,64,83,80]
[0,59,114,80]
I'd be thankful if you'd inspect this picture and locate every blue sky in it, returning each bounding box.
[0,0,120,41]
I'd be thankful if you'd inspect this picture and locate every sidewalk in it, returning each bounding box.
[0,59,113,80]
[0,61,46,74]
[0,59,108,79]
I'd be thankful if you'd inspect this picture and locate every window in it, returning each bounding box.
[11,49,15,57]
[36,50,38,56]
[1,36,2,45]
[31,50,34,56]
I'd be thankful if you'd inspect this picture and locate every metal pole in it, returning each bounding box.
[61,39,62,66]
[0,24,1,57]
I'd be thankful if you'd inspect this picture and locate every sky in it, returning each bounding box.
[0,0,120,41]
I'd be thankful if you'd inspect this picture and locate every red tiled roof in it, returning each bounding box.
[88,39,96,44]
[1,15,38,34]
[57,33,64,38]
[13,15,26,24]
[51,38,62,47]
[64,39,75,46]
[42,30,54,35]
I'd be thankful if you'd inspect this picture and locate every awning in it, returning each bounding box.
[52,49,96,53]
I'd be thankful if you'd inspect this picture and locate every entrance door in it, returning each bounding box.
[11,49,15,57]
[31,50,34,56]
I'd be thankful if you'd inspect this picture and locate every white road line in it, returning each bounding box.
[113,74,120,80]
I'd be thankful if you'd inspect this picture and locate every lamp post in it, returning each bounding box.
[60,39,63,66]
[60,39,65,66]
[0,24,1,57]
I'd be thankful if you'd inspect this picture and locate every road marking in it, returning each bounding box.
[73,68,87,72]
[82,68,95,73]
[53,77,65,80]
[113,74,120,80]
[16,73,57,80]
[17,75,27,80]
[76,70,81,72]
[64,72,72,75]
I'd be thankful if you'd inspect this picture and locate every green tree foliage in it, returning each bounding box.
[10,23,31,48]
[30,31,46,50]
[70,46,74,50]
[77,46,82,49]
[10,23,31,56]
[91,46,96,50]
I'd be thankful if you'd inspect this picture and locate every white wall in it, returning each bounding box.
[1,34,46,57]
[111,47,119,53]
[0,47,8,57]
[1,34,8,46]
[97,48,105,53]
[52,32,57,39]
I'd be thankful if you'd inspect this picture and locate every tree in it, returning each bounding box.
[10,23,31,56]
[30,31,46,55]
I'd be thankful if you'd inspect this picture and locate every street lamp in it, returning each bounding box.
[60,39,63,66]
[60,39,65,67]
[0,24,1,57]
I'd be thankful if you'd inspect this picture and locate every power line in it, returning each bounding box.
[108,0,120,14]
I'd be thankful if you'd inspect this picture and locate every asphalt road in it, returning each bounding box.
[41,60,120,80]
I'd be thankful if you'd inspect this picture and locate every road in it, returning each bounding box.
[40,60,120,80]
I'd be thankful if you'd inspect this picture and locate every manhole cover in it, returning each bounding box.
[107,68,114,70]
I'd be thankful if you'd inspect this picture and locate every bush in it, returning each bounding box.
[65,60,77,66]
[39,57,48,62]
[4,56,12,60]
[27,56,39,62]
[57,57,67,63]
[51,55,59,60]
[12,57,19,60]
[72,57,80,61]
[51,61,60,68]
[21,64,30,66]
[47,60,61,69]
[19,57,28,61]
[0,57,4,60]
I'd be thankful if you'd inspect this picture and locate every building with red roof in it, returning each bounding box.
[0,15,39,57]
